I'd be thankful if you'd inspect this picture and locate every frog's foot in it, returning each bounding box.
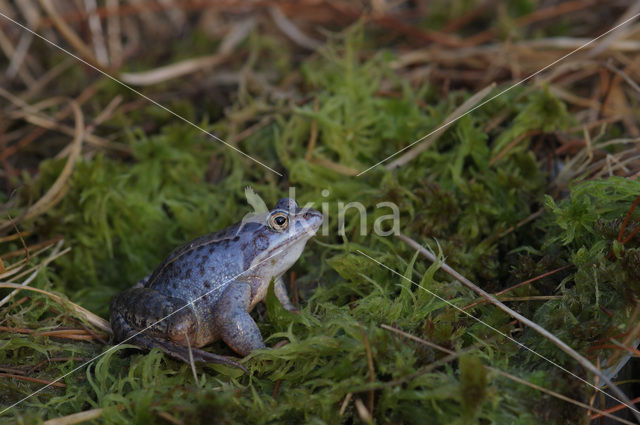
[152,338,248,373]
[110,288,247,372]
[215,282,266,356]
[274,277,298,312]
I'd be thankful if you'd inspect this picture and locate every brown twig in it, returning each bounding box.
[0,326,104,341]
[5,214,29,264]
[0,366,27,375]
[464,265,572,310]
[27,357,92,374]
[617,195,640,243]
[490,130,540,166]
[0,236,62,260]
[604,303,640,368]
[0,372,66,388]
[591,396,640,421]
[304,98,319,162]
[358,324,375,415]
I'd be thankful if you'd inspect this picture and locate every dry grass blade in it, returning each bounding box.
[17,100,83,220]
[606,62,640,94]
[380,348,472,389]
[0,82,97,163]
[37,0,99,67]
[105,0,122,68]
[6,31,34,81]
[119,53,229,86]
[489,129,540,166]
[312,157,360,176]
[269,6,322,51]
[588,3,640,57]
[119,15,253,86]
[353,398,373,425]
[19,58,74,101]
[385,82,495,170]
[0,283,111,333]
[22,111,126,154]
[218,17,256,55]
[394,233,640,422]
[0,26,36,86]
[42,408,104,425]
[155,410,185,425]
[0,99,84,232]
[0,237,63,277]
[339,392,353,416]
[0,239,67,307]
[185,333,199,386]
[83,0,109,66]
[381,324,454,354]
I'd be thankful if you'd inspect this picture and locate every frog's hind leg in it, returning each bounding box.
[110,288,247,372]
[214,282,266,356]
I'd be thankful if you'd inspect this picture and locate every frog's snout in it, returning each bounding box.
[298,208,324,234]
[303,210,323,224]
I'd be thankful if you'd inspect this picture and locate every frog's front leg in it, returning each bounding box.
[274,277,298,312]
[214,282,266,356]
[110,288,245,371]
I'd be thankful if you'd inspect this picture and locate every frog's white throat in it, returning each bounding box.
[250,233,311,277]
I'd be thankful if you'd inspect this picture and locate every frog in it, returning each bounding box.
[109,198,323,371]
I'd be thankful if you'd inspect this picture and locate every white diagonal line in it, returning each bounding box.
[356,250,640,416]
[0,234,315,416]
[357,11,640,176]
[0,12,282,177]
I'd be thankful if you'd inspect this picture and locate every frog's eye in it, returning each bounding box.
[269,212,289,231]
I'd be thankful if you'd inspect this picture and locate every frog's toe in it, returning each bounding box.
[164,342,248,373]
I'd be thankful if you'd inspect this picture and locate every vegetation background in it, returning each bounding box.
[1,0,640,424]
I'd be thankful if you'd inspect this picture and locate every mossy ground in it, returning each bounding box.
[1,3,640,424]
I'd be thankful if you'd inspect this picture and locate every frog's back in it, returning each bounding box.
[145,223,245,304]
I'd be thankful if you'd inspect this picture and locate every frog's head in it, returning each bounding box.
[241,198,323,277]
